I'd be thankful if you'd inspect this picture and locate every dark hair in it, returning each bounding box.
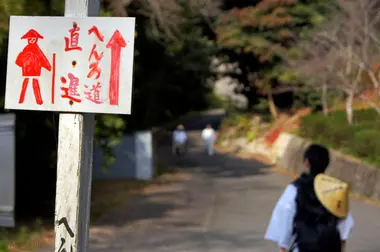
[303,144,330,175]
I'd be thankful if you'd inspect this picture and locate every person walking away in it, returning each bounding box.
[265,144,354,252]
[172,124,187,156]
[201,124,216,156]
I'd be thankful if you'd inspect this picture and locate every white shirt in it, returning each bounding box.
[201,128,215,141]
[173,130,187,144]
[265,184,354,251]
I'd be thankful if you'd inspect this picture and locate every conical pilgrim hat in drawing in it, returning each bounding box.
[314,174,349,218]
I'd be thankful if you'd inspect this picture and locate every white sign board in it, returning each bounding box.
[5,16,135,114]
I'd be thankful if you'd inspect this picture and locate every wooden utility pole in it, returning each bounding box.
[54,1,100,251]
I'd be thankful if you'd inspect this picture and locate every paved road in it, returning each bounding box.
[39,111,380,252]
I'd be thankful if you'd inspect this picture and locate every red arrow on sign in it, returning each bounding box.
[106,30,126,106]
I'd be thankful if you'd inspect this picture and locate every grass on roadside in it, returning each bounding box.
[0,218,48,252]
[90,179,150,220]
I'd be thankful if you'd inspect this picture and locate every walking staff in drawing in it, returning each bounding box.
[16,29,51,105]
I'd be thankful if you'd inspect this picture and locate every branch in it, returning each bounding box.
[358,93,380,114]
[133,0,221,42]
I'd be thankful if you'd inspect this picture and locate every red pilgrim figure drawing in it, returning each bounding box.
[16,29,52,105]
[106,30,126,106]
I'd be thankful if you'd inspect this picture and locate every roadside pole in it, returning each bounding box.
[54,1,100,251]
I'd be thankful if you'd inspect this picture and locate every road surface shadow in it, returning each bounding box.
[89,229,271,252]
[173,148,270,178]
[84,110,275,251]
[91,122,270,231]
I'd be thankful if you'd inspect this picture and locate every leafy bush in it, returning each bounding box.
[0,241,7,252]
[220,113,251,129]
[350,129,380,161]
[300,109,380,167]
[252,98,270,115]
[219,112,270,146]
[246,130,258,142]
[205,91,228,109]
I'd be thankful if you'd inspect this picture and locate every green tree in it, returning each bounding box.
[215,0,330,118]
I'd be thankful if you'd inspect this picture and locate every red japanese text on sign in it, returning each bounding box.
[88,25,104,42]
[85,25,105,105]
[84,82,103,104]
[60,73,82,103]
[87,44,103,79]
[64,22,82,52]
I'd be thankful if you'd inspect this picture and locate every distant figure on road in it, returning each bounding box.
[172,124,187,156]
[201,124,216,156]
[265,144,354,252]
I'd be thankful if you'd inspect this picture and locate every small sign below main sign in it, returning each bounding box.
[5,16,135,114]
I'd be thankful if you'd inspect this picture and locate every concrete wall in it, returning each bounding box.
[273,133,380,201]
[92,130,167,181]
[93,131,156,181]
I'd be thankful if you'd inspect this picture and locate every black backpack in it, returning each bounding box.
[291,173,341,252]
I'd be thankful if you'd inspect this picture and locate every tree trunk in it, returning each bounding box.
[366,70,380,102]
[344,64,363,125]
[346,91,354,125]
[322,82,328,116]
[267,88,278,120]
